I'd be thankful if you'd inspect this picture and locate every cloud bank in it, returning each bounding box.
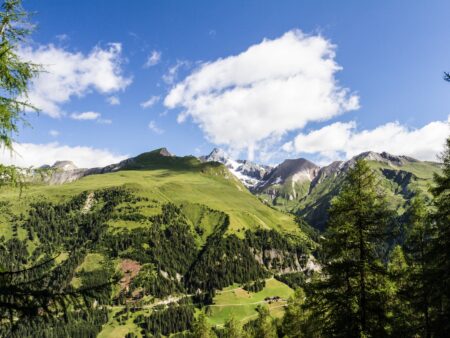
[19,43,132,117]
[283,116,450,162]
[1,142,127,168]
[165,30,359,159]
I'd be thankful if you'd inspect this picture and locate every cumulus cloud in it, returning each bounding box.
[164,30,359,159]
[70,111,100,120]
[283,116,450,162]
[144,50,161,67]
[0,142,127,168]
[140,95,160,109]
[148,121,164,134]
[19,43,132,117]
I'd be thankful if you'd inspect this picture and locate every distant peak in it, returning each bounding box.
[203,147,230,163]
[278,158,319,169]
[354,151,418,166]
[52,161,78,171]
[149,147,173,157]
[209,147,227,156]
[157,147,173,157]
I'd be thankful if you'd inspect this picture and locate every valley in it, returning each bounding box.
[0,146,441,337]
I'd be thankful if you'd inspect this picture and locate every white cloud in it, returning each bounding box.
[144,50,161,67]
[49,130,60,137]
[164,30,359,160]
[140,95,160,109]
[0,142,127,168]
[107,96,120,105]
[70,111,112,124]
[162,60,189,85]
[70,111,100,120]
[19,43,132,117]
[284,116,450,162]
[148,120,164,134]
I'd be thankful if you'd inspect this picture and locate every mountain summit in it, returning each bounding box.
[200,148,272,187]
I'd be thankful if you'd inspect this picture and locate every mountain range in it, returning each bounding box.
[36,147,441,230]
[199,148,440,229]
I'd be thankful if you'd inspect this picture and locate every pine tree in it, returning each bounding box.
[386,245,412,336]
[429,136,450,335]
[309,159,393,337]
[403,195,433,337]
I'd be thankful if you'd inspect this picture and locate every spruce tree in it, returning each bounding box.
[386,245,411,336]
[429,136,450,335]
[310,159,393,337]
[403,195,433,337]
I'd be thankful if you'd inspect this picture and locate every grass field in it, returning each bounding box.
[207,277,294,327]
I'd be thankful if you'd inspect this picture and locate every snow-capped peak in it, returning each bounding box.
[200,148,272,188]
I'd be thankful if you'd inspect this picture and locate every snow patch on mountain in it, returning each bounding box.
[199,148,272,188]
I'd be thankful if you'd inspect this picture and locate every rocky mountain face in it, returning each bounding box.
[199,148,272,187]
[255,158,320,201]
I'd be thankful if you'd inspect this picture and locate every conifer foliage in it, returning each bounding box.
[429,136,450,335]
[308,160,393,337]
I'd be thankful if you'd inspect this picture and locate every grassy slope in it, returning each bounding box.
[295,160,441,229]
[0,152,301,239]
[207,278,294,326]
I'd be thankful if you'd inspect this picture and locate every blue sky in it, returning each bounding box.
[4,0,450,167]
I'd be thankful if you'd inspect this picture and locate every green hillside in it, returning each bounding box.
[0,150,314,337]
[295,159,441,230]
[0,149,301,239]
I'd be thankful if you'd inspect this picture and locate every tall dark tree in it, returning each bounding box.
[308,159,393,337]
[386,244,411,336]
[403,195,433,337]
[429,136,450,336]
